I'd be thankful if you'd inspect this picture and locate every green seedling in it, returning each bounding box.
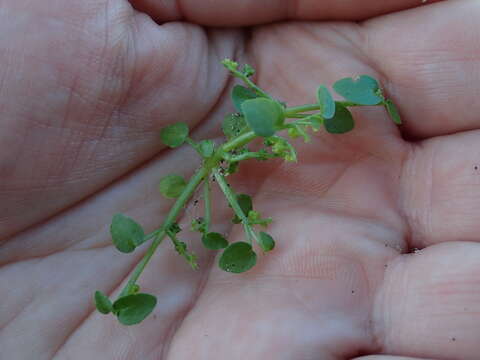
[94,59,401,325]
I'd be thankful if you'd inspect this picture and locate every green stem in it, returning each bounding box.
[203,179,212,233]
[229,70,270,99]
[213,170,252,244]
[284,101,362,117]
[221,131,256,152]
[284,104,319,116]
[118,166,209,298]
[222,151,274,162]
[185,137,198,148]
[118,127,260,298]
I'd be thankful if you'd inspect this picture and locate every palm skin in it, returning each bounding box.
[1,0,480,359]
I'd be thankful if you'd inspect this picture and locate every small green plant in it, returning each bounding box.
[94,59,401,325]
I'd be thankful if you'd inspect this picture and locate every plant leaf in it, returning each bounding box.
[385,99,402,124]
[258,232,275,252]
[323,103,354,134]
[110,214,145,253]
[241,98,284,137]
[219,242,257,273]
[316,85,335,119]
[160,122,189,148]
[159,174,187,199]
[333,75,383,105]
[198,140,215,158]
[222,114,247,139]
[202,232,229,250]
[94,291,113,314]
[231,85,257,112]
[232,194,253,224]
[113,293,157,326]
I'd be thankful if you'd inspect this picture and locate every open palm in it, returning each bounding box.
[2,0,480,359]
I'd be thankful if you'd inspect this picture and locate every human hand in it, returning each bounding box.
[1,0,479,359]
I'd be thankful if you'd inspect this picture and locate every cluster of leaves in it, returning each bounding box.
[94,58,401,325]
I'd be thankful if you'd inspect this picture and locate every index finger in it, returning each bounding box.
[129,0,443,26]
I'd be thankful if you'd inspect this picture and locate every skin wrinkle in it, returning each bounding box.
[0,25,231,243]
[6,1,480,359]
[50,28,242,359]
[162,38,252,360]
[0,250,125,359]
[48,251,147,359]
[400,141,434,248]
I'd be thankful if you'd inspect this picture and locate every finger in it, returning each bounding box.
[129,0,442,26]
[354,357,435,360]
[0,145,226,358]
[0,0,237,239]
[400,130,480,247]
[162,194,405,359]
[374,242,480,360]
[362,0,480,139]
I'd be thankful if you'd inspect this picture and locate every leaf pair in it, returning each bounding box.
[94,291,157,326]
[333,75,384,106]
[315,77,375,134]
[333,75,401,124]
[315,85,355,134]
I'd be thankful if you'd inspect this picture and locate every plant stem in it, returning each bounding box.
[284,104,320,116]
[213,169,252,244]
[221,131,256,152]
[118,166,209,298]
[222,151,275,162]
[203,179,212,233]
[117,128,260,298]
[229,70,271,99]
[284,101,362,117]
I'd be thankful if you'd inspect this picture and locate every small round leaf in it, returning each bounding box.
[385,99,402,125]
[159,174,187,199]
[241,98,284,137]
[231,85,257,112]
[219,242,257,273]
[202,232,229,250]
[160,123,189,148]
[316,85,335,119]
[258,232,275,252]
[323,103,354,134]
[113,293,157,326]
[198,140,215,158]
[333,75,383,105]
[94,291,113,314]
[110,214,145,253]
